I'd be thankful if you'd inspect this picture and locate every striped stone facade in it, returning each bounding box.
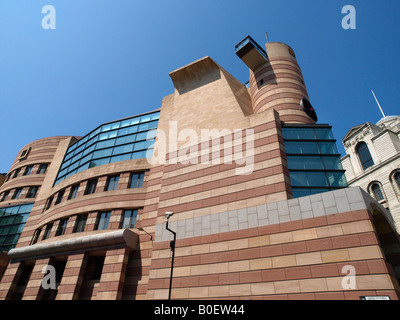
[0,39,399,300]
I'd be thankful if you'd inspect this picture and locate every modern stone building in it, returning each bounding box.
[0,36,399,300]
[341,115,400,233]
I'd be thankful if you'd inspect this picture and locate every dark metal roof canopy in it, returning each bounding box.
[235,35,268,71]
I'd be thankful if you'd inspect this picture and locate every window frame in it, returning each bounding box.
[84,179,98,195]
[129,172,145,189]
[68,184,80,200]
[104,175,120,191]
[121,209,138,229]
[95,211,111,230]
[356,142,374,171]
[73,214,88,233]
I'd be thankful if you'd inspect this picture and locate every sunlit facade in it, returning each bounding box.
[0,37,399,300]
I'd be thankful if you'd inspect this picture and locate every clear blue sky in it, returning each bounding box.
[1,0,400,173]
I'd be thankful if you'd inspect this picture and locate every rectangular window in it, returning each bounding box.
[26,187,38,198]
[12,169,21,179]
[84,179,98,195]
[55,218,69,236]
[31,228,42,244]
[11,188,23,200]
[122,209,138,229]
[23,166,33,176]
[73,214,87,233]
[37,164,48,174]
[129,172,145,189]
[96,211,111,230]
[44,196,54,211]
[54,189,65,205]
[105,175,119,191]
[42,223,53,240]
[68,184,80,200]
[0,191,10,202]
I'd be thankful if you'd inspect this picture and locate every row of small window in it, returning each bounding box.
[31,209,139,244]
[0,186,39,202]
[3,164,48,183]
[44,172,145,211]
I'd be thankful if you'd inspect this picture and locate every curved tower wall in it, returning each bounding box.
[249,42,315,124]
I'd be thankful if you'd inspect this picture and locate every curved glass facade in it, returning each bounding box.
[55,110,159,185]
[0,203,33,252]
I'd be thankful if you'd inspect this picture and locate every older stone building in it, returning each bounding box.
[341,115,400,232]
[0,36,399,300]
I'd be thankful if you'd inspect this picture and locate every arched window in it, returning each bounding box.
[371,183,385,201]
[356,142,374,170]
[395,172,400,189]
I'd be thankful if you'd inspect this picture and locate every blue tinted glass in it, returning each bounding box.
[136,132,148,141]
[56,112,159,183]
[93,148,113,159]
[134,141,146,151]
[323,156,343,170]
[96,139,116,149]
[118,126,137,136]
[110,154,131,163]
[89,158,110,168]
[120,119,131,128]
[113,144,133,155]
[116,134,136,145]
[315,128,334,140]
[319,142,338,154]
[326,172,347,187]
[287,156,324,170]
[290,171,328,187]
[131,151,147,159]
[140,114,151,123]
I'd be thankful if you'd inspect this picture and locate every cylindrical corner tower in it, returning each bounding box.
[235,37,316,124]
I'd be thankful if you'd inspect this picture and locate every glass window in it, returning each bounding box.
[129,172,145,188]
[73,214,87,233]
[89,158,110,168]
[84,179,98,195]
[326,172,347,187]
[96,212,111,230]
[115,134,136,145]
[55,189,65,205]
[371,183,385,201]
[113,144,133,155]
[12,168,21,179]
[11,188,22,200]
[31,228,42,244]
[105,175,119,191]
[110,154,131,163]
[26,187,38,198]
[42,223,53,240]
[395,172,400,189]
[93,148,113,159]
[23,166,33,176]
[44,196,54,211]
[287,156,324,170]
[356,142,374,170]
[315,128,334,140]
[290,171,328,187]
[1,191,10,202]
[96,139,116,149]
[323,157,343,170]
[37,164,48,174]
[68,184,80,200]
[55,218,68,236]
[319,142,338,155]
[122,209,138,229]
